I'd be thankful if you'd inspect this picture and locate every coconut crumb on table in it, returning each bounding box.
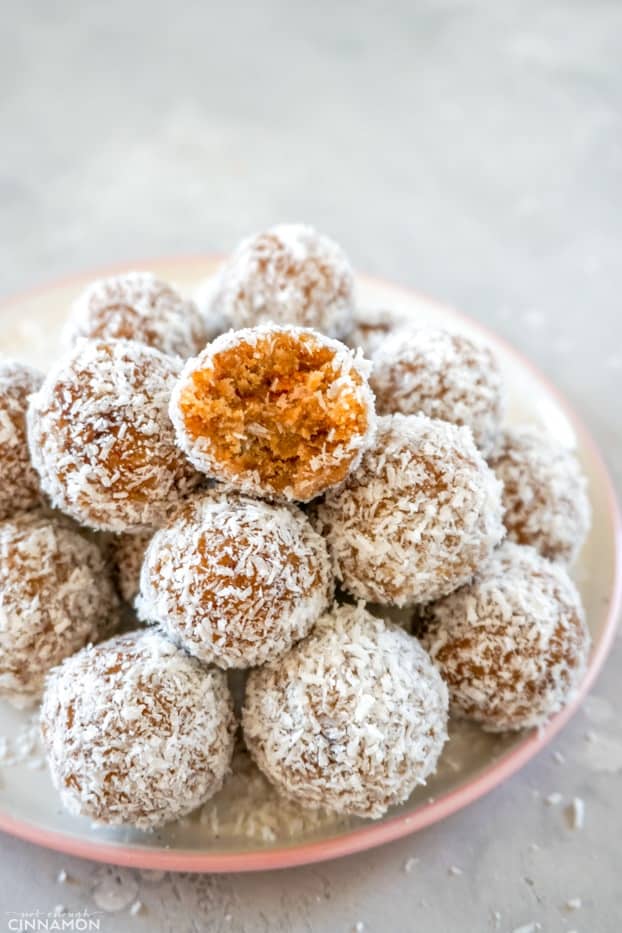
[565,897,582,911]
[92,869,139,913]
[567,797,585,830]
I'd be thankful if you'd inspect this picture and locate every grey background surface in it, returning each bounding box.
[1,2,621,931]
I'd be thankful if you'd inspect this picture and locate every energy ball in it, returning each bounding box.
[112,531,152,604]
[370,327,504,455]
[215,224,354,338]
[347,307,408,358]
[63,272,208,359]
[28,339,200,533]
[40,629,236,830]
[489,426,591,564]
[137,490,333,668]
[0,511,120,706]
[170,325,376,502]
[0,361,44,520]
[420,542,590,732]
[243,604,449,819]
[315,414,505,607]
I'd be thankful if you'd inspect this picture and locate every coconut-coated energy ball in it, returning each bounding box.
[170,324,376,502]
[27,339,200,533]
[0,361,44,521]
[489,426,590,564]
[315,414,505,607]
[370,327,505,455]
[420,542,590,732]
[346,307,409,358]
[214,224,355,338]
[243,604,448,819]
[0,511,120,706]
[137,490,334,668]
[112,531,153,604]
[63,271,208,359]
[40,629,236,830]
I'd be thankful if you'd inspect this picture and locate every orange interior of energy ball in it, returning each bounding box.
[179,332,369,495]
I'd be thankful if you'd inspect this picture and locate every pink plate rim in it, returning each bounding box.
[0,255,620,873]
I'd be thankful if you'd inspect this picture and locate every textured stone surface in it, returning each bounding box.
[1,1,621,930]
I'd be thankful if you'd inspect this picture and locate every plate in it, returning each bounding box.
[0,257,620,872]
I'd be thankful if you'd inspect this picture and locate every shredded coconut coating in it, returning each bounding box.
[137,490,334,668]
[419,542,590,732]
[0,511,120,706]
[370,327,505,455]
[40,629,236,830]
[489,426,591,564]
[27,339,201,533]
[214,224,355,338]
[243,603,449,819]
[170,324,376,502]
[63,272,208,359]
[113,531,152,603]
[315,414,505,607]
[346,307,409,358]
[0,361,44,520]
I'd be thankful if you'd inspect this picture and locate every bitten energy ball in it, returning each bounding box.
[63,272,208,358]
[0,361,43,520]
[137,490,333,668]
[214,224,354,338]
[170,325,376,502]
[370,328,504,455]
[489,426,590,564]
[113,531,152,603]
[315,414,505,606]
[28,339,200,533]
[0,511,120,705]
[420,542,590,731]
[243,604,448,818]
[41,629,236,830]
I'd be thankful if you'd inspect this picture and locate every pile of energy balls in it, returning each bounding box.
[0,224,591,831]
